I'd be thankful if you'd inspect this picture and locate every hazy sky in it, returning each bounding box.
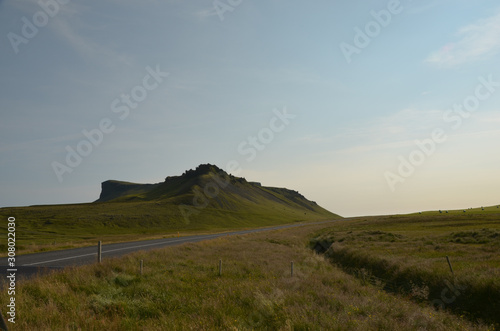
[1,0,500,217]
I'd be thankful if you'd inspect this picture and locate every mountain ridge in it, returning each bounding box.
[95,163,338,219]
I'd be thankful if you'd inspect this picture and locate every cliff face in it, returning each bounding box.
[96,180,160,202]
[96,164,231,203]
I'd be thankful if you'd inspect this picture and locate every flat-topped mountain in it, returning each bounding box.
[0,165,339,246]
[96,164,338,221]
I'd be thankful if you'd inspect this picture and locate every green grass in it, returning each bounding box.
[0,165,339,255]
[310,211,500,326]
[0,222,492,330]
[0,188,337,256]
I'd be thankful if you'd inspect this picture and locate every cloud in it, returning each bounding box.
[50,15,134,68]
[334,139,417,155]
[425,11,500,68]
[406,0,442,15]
[294,108,444,156]
[344,109,500,154]
[194,8,218,20]
[0,133,82,153]
[475,110,500,124]
[343,108,443,143]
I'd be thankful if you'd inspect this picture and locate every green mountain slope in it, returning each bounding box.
[0,164,340,253]
[95,164,338,225]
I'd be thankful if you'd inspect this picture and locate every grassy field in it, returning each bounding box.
[0,221,496,330]
[0,193,336,256]
[310,207,500,326]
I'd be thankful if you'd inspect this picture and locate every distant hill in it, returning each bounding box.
[0,164,340,251]
[96,164,337,221]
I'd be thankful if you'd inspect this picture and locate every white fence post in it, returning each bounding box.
[97,241,102,263]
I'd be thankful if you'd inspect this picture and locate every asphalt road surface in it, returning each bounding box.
[1,221,337,280]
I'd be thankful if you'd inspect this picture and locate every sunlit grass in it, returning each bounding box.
[0,191,337,256]
[0,222,493,330]
[311,212,500,326]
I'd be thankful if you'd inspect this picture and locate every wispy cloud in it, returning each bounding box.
[337,109,500,155]
[194,8,218,20]
[0,133,82,153]
[425,10,500,68]
[475,111,500,124]
[294,108,443,154]
[407,0,441,15]
[334,139,417,155]
[51,15,134,68]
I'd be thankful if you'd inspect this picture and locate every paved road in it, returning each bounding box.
[1,221,337,279]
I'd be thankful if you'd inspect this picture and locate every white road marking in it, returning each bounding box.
[22,235,221,266]
[17,222,337,267]
[23,253,97,266]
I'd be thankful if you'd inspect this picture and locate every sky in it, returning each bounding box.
[1,0,500,217]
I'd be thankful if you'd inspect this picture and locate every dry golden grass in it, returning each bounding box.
[0,222,493,330]
[311,214,500,326]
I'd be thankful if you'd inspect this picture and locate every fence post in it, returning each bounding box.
[291,261,294,277]
[446,256,454,276]
[97,241,102,263]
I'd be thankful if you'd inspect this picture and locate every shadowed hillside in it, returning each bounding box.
[96,164,329,215]
[94,164,337,226]
[0,164,340,254]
